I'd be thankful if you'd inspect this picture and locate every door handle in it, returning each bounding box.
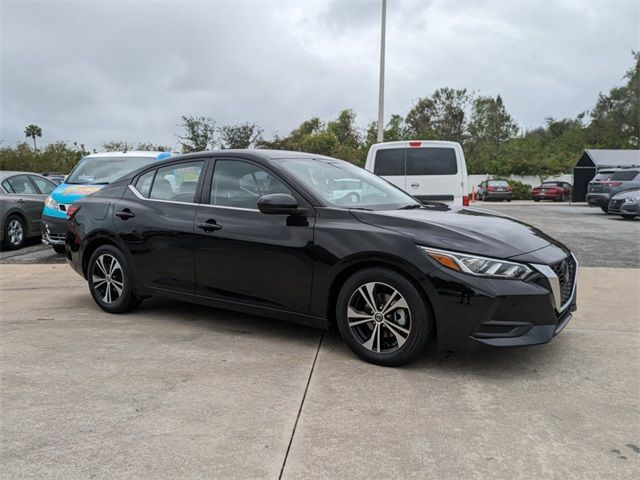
[197,220,222,232]
[17,199,25,204]
[115,209,135,220]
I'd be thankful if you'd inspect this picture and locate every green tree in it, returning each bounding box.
[177,115,216,152]
[102,140,133,152]
[365,114,411,146]
[406,87,471,143]
[219,122,263,149]
[327,109,361,148]
[24,124,42,151]
[135,143,171,152]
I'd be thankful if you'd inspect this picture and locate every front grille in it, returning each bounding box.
[609,199,624,213]
[550,256,576,309]
[47,233,66,242]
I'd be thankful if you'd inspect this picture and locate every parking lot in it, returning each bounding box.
[1,202,639,479]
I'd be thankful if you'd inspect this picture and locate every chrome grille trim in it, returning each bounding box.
[531,253,578,313]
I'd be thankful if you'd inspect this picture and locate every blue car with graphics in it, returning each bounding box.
[42,151,172,253]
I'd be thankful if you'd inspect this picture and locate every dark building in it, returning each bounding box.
[572,149,640,202]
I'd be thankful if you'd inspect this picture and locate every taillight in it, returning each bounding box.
[66,205,81,219]
[506,186,513,192]
[487,186,495,191]
[463,195,469,206]
[603,181,623,186]
[409,141,422,147]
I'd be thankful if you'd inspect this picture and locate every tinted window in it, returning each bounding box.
[610,170,639,181]
[374,149,405,176]
[7,175,37,194]
[593,172,613,181]
[2,180,15,193]
[211,160,291,209]
[488,180,509,187]
[149,161,203,202]
[31,176,56,194]
[406,148,458,175]
[135,170,156,198]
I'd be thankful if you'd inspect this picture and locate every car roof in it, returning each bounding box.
[112,149,348,183]
[0,171,50,180]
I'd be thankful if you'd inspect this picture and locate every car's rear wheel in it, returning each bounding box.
[601,206,609,213]
[52,244,66,254]
[87,245,141,313]
[336,268,432,366]
[2,215,26,250]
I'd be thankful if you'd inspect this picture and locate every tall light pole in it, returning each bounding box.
[377,0,387,143]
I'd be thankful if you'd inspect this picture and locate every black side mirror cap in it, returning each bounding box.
[257,193,303,215]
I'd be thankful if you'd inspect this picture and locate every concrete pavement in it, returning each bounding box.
[1,265,639,479]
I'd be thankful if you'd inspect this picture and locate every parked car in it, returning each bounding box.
[365,140,469,206]
[0,171,57,250]
[532,181,572,202]
[586,168,640,213]
[66,150,577,366]
[477,179,513,201]
[41,151,172,254]
[41,172,66,185]
[608,189,640,220]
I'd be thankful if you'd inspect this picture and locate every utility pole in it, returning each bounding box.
[377,0,387,143]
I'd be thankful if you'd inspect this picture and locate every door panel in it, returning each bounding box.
[5,175,45,233]
[194,159,315,313]
[113,160,204,293]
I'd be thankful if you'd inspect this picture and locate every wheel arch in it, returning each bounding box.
[325,256,437,334]
[81,233,127,279]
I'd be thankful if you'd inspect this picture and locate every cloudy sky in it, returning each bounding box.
[1,0,638,150]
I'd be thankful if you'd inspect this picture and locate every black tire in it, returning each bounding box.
[87,244,141,313]
[2,214,26,250]
[601,206,609,213]
[336,267,432,366]
[506,199,512,202]
[533,198,540,202]
[52,244,66,255]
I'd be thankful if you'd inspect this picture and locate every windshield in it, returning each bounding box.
[279,158,419,210]
[66,156,158,185]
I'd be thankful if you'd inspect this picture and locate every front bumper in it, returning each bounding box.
[41,214,67,245]
[423,250,577,351]
[620,202,639,217]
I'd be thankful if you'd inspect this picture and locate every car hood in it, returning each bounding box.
[351,206,564,259]
[612,188,640,200]
[50,183,105,203]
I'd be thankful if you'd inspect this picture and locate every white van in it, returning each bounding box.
[364,140,469,206]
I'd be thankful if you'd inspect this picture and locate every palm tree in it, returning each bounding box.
[24,124,42,151]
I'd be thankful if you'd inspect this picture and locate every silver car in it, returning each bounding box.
[0,171,57,250]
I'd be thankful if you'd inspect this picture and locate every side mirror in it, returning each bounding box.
[257,193,301,215]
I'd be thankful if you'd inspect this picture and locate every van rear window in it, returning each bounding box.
[406,148,457,175]
[373,149,405,175]
[373,147,458,176]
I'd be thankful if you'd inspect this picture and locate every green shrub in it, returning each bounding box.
[507,179,532,200]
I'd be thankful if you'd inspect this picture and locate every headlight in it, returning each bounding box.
[623,196,640,204]
[45,196,59,210]
[419,246,532,279]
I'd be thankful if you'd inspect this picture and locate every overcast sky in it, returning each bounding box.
[1,0,638,150]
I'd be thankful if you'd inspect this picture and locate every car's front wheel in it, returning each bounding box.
[87,245,141,313]
[336,268,432,366]
[52,244,66,254]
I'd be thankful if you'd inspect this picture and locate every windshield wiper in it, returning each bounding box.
[349,207,374,211]
[398,204,422,210]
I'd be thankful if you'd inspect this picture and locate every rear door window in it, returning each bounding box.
[6,175,38,194]
[149,161,203,203]
[406,148,458,175]
[373,149,405,176]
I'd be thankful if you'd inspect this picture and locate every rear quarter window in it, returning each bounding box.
[406,148,458,175]
[610,171,639,181]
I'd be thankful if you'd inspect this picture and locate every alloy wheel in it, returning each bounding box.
[347,282,412,354]
[8,219,24,246]
[92,254,124,304]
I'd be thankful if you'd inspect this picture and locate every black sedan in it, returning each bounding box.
[66,151,578,366]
